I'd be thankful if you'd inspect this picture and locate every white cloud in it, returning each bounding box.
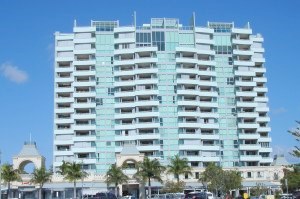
[271,107,287,115]
[0,62,28,83]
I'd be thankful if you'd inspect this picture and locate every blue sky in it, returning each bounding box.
[0,0,299,167]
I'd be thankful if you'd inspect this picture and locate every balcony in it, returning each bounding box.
[252,57,266,63]
[237,112,259,118]
[73,124,96,131]
[54,118,73,124]
[254,87,268,92]
[240,155,261,161]
[115,133,160,142]
[55,57,74,62]
[239,144,261,150]
[73,113,96,120]
[257,126,271,132]
[115,111,159,119]
[114,37,135,44]
[260,157,273,163]
[55,107,73,114]
[73,48,96,55]
[259,147,272,153]
[258,137,272,142]
[55,67,73,73]
[232,28,252,34]
[135,57,158,64]
[235,81,256,87]
[201,156,220,162]
[256,117,270,122]
[232,39,252,45]
[233,49,254,56]
[73,80,96,87]
[236,91,257,97]
[114,59,135,66]
[176,47,215,56]
[73,136,96,142]
[73,59,96,66]
[72,146,96,153]
[55,77,73,83]
[137,144,160,151]
[179,145,201,150]
[73,37,96,44]
[238,122,259,129]
[73,70,95,77]
[233,60,254,67]
[253,77,267,83]
[234,70,255,77]
[236,101,257,107]
[255,97,268,103]
[55,97,73,103]
[74,158,96,164]
[73,91,96,98]
[238,133,260,140]
[256,106,269,112]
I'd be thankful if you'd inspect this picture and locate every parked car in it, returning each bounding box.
[94,192,117,199]
[280,194,294,199]
[206,192,213,199]
[185,192,207,199]
[120,196,137,199]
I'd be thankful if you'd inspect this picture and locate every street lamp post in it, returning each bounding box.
[0,150,2,199]
[81,161,83,199]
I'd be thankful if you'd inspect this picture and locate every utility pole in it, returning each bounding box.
[285,178,288,194]
[0,150,2,199]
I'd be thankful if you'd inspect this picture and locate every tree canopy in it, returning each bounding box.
[134,157,165,198]
[1,164,21,198]
[288,121,300,157]
[167,155,192,184]
[199,163,242,194]
[105,164,129,196]
[30,166,52,199]
[280,165,300,193]
[58,161,88,199]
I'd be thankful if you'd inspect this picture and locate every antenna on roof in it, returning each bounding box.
[74,19,77,27]
[192,12,196,29]
[133,11,136,28]
[30,133,32,143]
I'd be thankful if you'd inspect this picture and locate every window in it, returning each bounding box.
[185,173,189,179]
[106,141,111,146]
[195,172,199,179]
[136,32,151,47]
[96,98,103,106]
[227,77,234,85]
[152,31,165,51]
[247,172,252,178]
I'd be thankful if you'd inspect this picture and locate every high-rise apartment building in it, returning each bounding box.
[53,17,272,174]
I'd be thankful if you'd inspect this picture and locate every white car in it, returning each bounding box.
[206,192,214,199]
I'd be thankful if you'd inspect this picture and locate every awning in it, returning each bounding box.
[19,188,36,192]
[242,181,280,188]
[82,189,107,195]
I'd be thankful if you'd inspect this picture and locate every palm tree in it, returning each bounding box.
[167,154,192,184]
[59,162,88,199]
[1,164,20,198]
[134,157,165,198]
[105,164,129,196]
[57,160,69,176]
[30,166,52,199]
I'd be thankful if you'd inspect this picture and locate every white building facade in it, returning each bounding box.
[53,17,272,174]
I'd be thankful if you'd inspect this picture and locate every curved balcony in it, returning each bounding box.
[240,155,262,162]
[73,124,96,131]
[239,144,260,150]
[238,123,259,129]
